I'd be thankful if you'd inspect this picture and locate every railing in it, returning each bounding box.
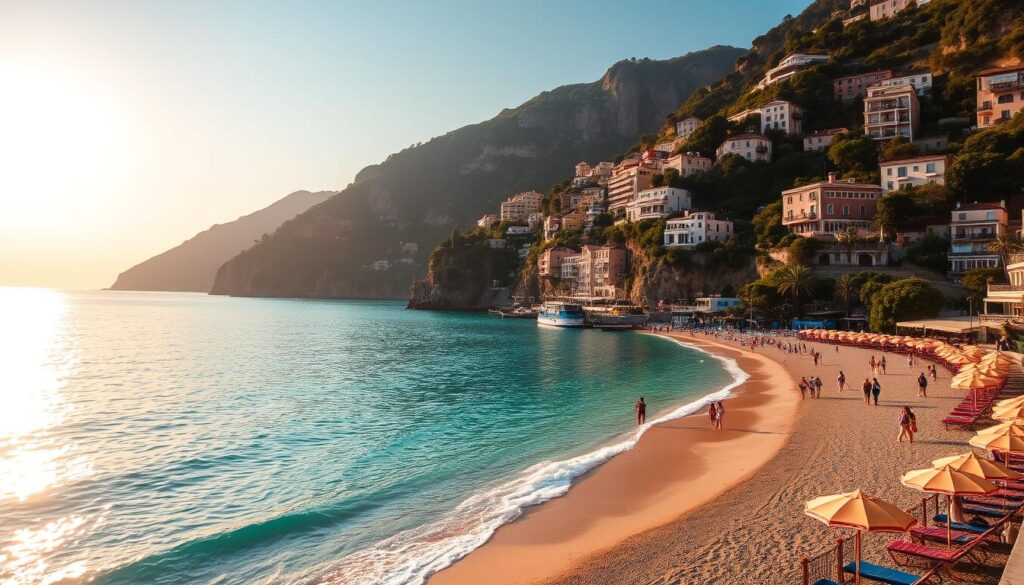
[796,495,938,585]
[982,314,1015,324]
[988,284,1024,292]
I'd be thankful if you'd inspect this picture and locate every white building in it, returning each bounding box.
[575,161,591,177]
[759,53,829,88]
[760,100,803,135]
[477,214,499,229]
[803,128,849,152]
[880,155,948,193]
[505,225,532,236]
[589,161,614,178]
[869,0,926,21]
[543,216,561,242]
[864,84,919,141]
[500,191,544,222]
[401,242,418,254]
[675,116,703,139]
[663,211,733,248]
[372,260,391,271]
[695,297,742,313]
[664,152,713,177]
[876,71,934,96]
[527,212,544,230]
[716,134,772,163]
[625,187,692,222]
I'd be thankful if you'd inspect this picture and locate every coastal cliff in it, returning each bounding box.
[111,191,334,293]
[210,46,744,299]
[407,232,520,310]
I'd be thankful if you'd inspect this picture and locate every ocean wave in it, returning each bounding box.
[293,336,749,585]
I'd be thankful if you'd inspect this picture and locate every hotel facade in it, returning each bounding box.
[781,175,882,238]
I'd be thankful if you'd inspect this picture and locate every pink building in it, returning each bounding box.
[664,152,712,177]
[976,65,1024,128]
[575,161,592,177]
[833,70,893,102]
[782,174,882,237]
[803,128,849,152]
[538,246,576,277]
[577,245,628,299]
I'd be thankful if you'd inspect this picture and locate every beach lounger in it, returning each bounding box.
[887,539,981,566]
[933,515,991,533]
[962,504,1016,518]
[842,561,931,584]
[910,525,977,545]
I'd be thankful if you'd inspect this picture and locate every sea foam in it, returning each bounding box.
[295,336,749,585]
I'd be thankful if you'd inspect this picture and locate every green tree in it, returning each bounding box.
[775,263,814,317]
[868,278,945,333]
[988,233,1024,269]
[835,273,857,317]
[827,132,877,173]
[752,201,789,247]
[878,137,919,162]
[961,267,1006,306]
[678,114,729,155]
[835,226,859,265]
[875,192,917,228]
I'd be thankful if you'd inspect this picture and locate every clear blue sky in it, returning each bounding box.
[0,0,810,288]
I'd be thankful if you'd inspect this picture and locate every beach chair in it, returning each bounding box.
[841,560,937,584]
[909,525,977,545]
[962,504,1016,518]
[932,515,992,534]
[887,537,986,567]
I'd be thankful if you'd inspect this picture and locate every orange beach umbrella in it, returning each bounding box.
[805,490,917,584]
[901,464,997,546]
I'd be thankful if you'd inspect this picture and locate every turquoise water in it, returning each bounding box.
[0,289,736,585]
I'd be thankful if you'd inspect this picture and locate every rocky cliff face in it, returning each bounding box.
[210,45,744,300]
[111,190,333,293]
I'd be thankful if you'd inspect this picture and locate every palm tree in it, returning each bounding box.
[835,226,859,265]
[776,264,814,318]
[988,233,1024,275]
[835,273,857,317]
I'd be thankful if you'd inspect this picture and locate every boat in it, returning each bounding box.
[498,306,538,319]
[537,302,586,327]
[586,304,649,330]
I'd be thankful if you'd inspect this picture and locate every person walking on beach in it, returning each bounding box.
[799,377,808,400]
[880,355,887,375]
[635,397,646,425]
[708,403,718,428]
[715,401,725,430]
[898,406,917,443]
[869,355,876,374]
[814,376,823,399]
[837,370,846,393]
[862,378,872,404]
[917,372,928,398]
[930,364,938,382]
[871,378,882,406]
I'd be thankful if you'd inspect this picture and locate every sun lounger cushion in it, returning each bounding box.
[933,515,991,533]
[887,539,962,562]
[910,525,975,544]
[842,561,921,585]
[962,505,1011,518]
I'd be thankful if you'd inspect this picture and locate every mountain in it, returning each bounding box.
[209,45,745,299]
[110,190,334,292]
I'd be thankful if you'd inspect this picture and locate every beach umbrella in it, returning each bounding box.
[976,421,1024,436]
[996,395,1024,410]
[970,429,1024,474]
[993,403,1024,422]
[932,452,1022,481]
[805,490,917,584]
[981,352,1016,364]
[901,464,997,546]
[951,371,1003,408]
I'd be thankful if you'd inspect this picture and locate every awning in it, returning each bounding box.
[895,316,981,334]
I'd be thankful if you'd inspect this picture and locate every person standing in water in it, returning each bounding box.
[635,397,646,425]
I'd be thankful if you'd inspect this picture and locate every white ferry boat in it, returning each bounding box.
[537,302,585,328]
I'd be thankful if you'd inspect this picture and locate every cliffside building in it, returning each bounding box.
[625,187,692,222]
[976,65,1024,128]
[782,174,882,238]
[833,70,893,102]
[877,71,934,96]
[758,53,829,88]
[760,100,803,135]
[538,246,576,277]
[607,166,656,214]
[558,245,628,299]
[477,214,499,229]
[716,134,772,163]
[676,116,703,139]
[575,162,591,177]
[663,211,733,248]
[664,152,712,177]
[803,128,849,152]
[949,201,1009,277]
[500,191,543,222]
[880,155,948,193]
[869,0,927,21]
[863,84,919,141]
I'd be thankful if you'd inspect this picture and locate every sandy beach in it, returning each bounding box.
[431,331,1008,585]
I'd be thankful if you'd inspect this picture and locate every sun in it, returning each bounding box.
[0,59,123,207]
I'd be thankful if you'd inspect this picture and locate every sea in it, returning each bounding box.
[0,288,745,585]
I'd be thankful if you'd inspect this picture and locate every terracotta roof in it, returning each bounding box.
[879,154,949,165]
[978,64,1024,77]
[959,202,1005,210]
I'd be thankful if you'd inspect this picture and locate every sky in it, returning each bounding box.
[0,0,810,290]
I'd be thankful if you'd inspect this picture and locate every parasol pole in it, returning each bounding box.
[947,495,952,548]
[855,530,861,585]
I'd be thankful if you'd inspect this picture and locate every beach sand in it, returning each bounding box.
[430,333,798,585]
[430,331,1009,585]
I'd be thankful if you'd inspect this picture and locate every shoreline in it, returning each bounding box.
[428,332,800,585]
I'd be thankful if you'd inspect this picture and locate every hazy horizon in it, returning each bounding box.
[0,0,808,290]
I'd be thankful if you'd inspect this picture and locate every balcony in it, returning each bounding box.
[988,284,1024,292]
[989,78,1024,91]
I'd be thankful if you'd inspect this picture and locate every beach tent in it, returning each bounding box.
[804,490,917,585]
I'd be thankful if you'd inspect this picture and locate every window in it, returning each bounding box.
[912,165,919,172]
[887,181,894,190]
[843,205,849,215]
[827,204,833,214]
[886,168,893,176]
[1003,110,1013,120]
[897,167,907,177]
[999,94,1015,104]
[987,211,996,220]
[926,163,936,173]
